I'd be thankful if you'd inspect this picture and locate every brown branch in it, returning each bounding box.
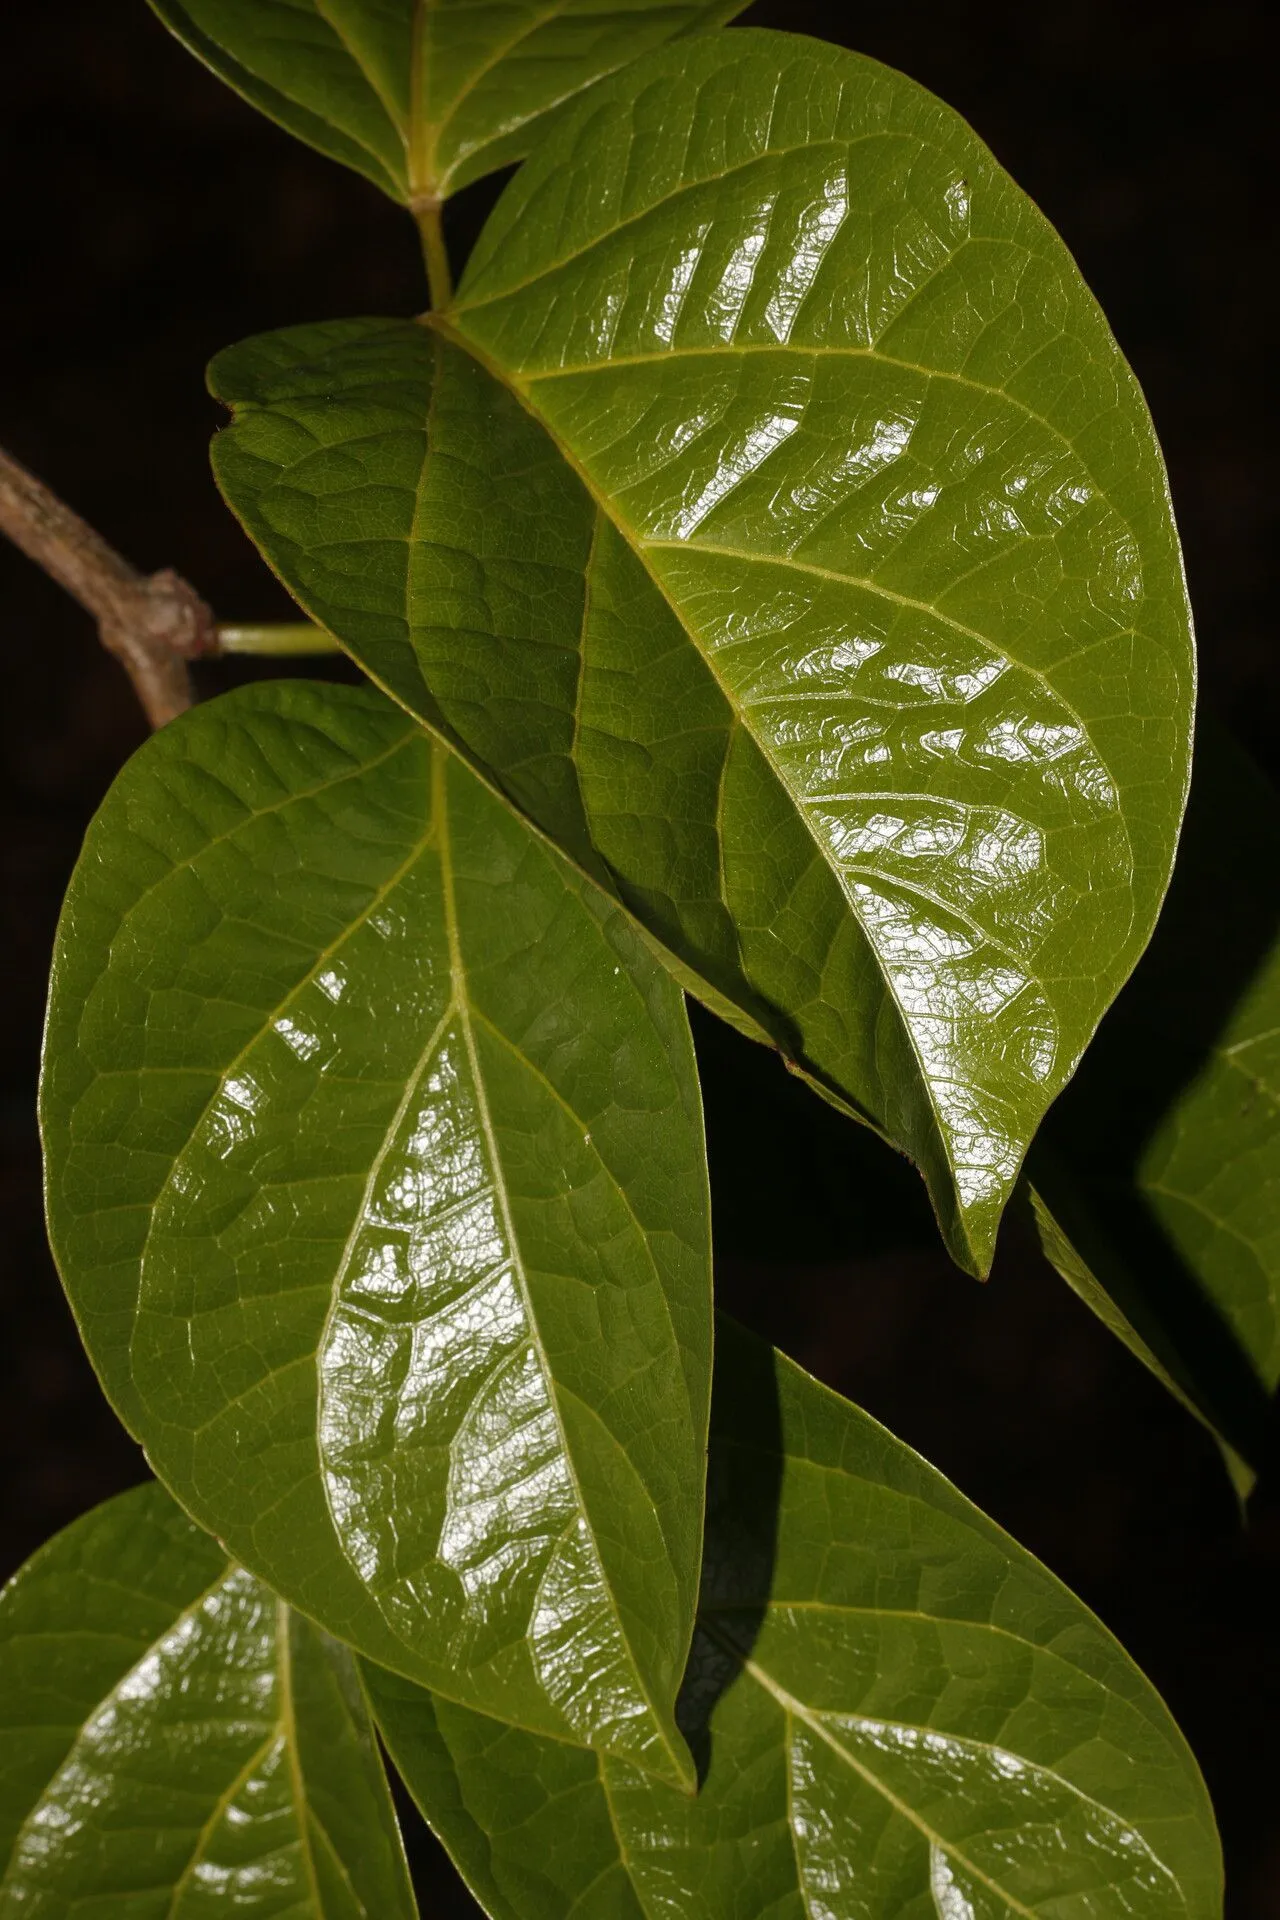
[0,442,217,729]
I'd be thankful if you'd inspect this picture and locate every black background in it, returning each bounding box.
[1,2,1276,1913]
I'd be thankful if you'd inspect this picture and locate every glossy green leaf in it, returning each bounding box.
[367,1315,1221,1920]
[1028,722,1280,1487]
[208,29,1194,1274]
[148,0,745,203]
[0,1481,416,1917]
[40,679,711,1785]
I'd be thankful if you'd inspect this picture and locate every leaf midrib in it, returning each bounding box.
[1,1565,244,1900]
[420,0,565,193]
[278,1598,373,1920]
[468,1004,694,1422]
[312,0,408,149]
[431,741,689,1787]
[700,1620,1180,1920]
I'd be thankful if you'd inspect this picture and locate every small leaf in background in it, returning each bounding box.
[209,30,1195,1276]
[368,1318,1222,1920]
[148,0,746,204]
[1029,720,1280,1493]
[41,680,711,1785]
[0,1481,416,1917]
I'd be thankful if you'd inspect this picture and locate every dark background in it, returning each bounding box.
[1,2,1276,1913]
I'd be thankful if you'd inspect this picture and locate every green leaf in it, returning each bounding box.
[40,679,711,1786]
[0,1481,416,1917]
[366,1316,1222,1920]
[208,29,1194,1275]
[1028,721,1280,1489]
[148,0,746,203]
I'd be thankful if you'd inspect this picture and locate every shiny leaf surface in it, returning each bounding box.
[0,1481,416,1917]
[40,680,711,1784]
[209,29,1194,1273]
[1029,722,1280,1486]
[368,1316,1221,1920]
[148,0,745,203]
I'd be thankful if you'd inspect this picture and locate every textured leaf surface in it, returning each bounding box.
[368,1317,1221,1920]
[1029,723,1280,1484]
[149,0,744,202]
[0,1482,416,1917]
[40,680,711,1784]
[209,29,1194,1272]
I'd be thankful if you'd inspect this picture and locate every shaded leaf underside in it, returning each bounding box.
[1029,723,1280,1481]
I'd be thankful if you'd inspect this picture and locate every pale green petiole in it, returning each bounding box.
[217,622,342,656]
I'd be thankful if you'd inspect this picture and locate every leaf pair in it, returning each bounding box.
[1,1320,1223,1917]
[202,27,1195,1277]
[151,0,745,203]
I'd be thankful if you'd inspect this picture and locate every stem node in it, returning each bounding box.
[0,444,215,729]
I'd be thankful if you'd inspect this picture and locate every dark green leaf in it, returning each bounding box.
[367,1317,1222,1920]
[148,0,746,203]
[0,1481,416,1917]
[40,680,711,1785]
[1029,722,1280,1488]
[209,30,1194,1274]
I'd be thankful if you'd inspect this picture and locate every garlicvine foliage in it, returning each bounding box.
[8,6,1277,1916]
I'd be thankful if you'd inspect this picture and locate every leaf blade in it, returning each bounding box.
[150,0,410,199]
[367,1318,1222,1920]
[0,1483,417,1918]
[40,680,711,1782]
[149,0,747,203]
[447,30,1194,1270]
